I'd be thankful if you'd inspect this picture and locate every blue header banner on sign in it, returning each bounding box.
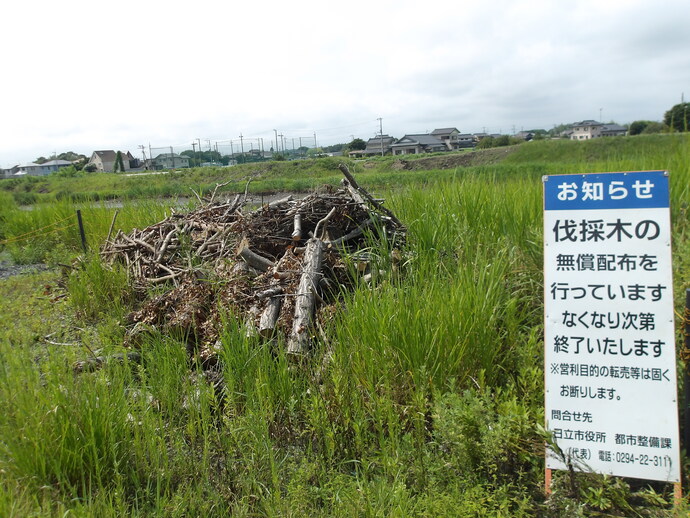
[544,171,669,211]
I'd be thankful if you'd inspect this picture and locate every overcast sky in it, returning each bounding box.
[2,0,689,166]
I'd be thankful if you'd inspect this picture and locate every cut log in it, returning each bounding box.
[287,238,324,356]
[259,297,282,338]
[236,238,275,271]
[268,195,293,208]
[291,213,302,241]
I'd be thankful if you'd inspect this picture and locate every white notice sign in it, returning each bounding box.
[543,170,680,482]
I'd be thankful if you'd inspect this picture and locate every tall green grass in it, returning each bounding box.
[0,135,688,515]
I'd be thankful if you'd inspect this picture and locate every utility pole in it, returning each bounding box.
[273,129,278,154]
[139,145,147,170]
[191,141,197,166]
[313,132,317,149]
[239,133,244,157]
[377,117,384,156]
[170,146,175,168]
[197,138,201,165]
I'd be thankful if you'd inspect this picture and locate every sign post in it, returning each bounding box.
[543,171,680,486]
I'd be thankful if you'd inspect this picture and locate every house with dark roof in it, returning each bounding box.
[390,134,447,155]
[430,128,461,150]
[42,159,73,173]
[570,120,627,140]
[456,133,476,148]
[87,150,135,172]
[600,124,628,137]
[349,135,397,157]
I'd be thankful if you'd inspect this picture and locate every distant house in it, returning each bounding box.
[600,123,628,137]
[87,150,135,172]
[456,133,476,148]
[1,165,19,179]
[152,153,190,170]
[570,120,627,140]
[390,134,447,155]
[430,128,461,150]
[42,159,73,173]
[16,162,51,176]
[349,135,397,157]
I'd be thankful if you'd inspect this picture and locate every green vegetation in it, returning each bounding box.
[0,135,689,515]
[664,102,690,133]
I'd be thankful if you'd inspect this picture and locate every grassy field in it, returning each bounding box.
[1,134,689,516]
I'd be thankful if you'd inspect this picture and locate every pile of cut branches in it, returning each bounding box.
[99,165,406,364]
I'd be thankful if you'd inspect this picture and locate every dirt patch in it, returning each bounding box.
[389,146,518,171]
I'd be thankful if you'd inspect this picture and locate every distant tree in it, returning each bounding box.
[322,143,345,153]
[58,151,86,162]
[84,164,97,173]
[629,120,651,135]
[549,123,572,137]
[664,102,690,132]
[642,121,665,134]
[113,151,125,172]
[476,137,495,149]
[494,135,511,147]
[297,146,309,155]
[347,138,366,151]
[35,156,47,164]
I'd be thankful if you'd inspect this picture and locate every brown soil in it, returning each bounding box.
[389,146,518,171]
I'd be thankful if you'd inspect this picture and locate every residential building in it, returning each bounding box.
[600,124,628,137]
[430,128,461,150]
[42,159,73,173]
[87,150,135,172]
[390,134,447,155]
[570,120,627,140]
[456,133,476,148]
[351,135,397,156]
[16,162,50,176]
[152,153,190,170]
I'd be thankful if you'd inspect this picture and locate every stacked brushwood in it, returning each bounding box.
[99,165,406,365]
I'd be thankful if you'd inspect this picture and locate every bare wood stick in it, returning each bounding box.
[236,238,274,271]
[222,194,242,219]
[338,163,404,228]
[105,210,119,244]
[327,217,375,247]
[209,182,230,204]
[155,227,177,263]
[256,286,284,299]
[268,195,294,208]
[242,179,252,204]
[190,188,203,204]
[120,233,156,254]
[147,271,184,284]
[313,207,337,240]
[291,213,302,241]
[287,237,324,356]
